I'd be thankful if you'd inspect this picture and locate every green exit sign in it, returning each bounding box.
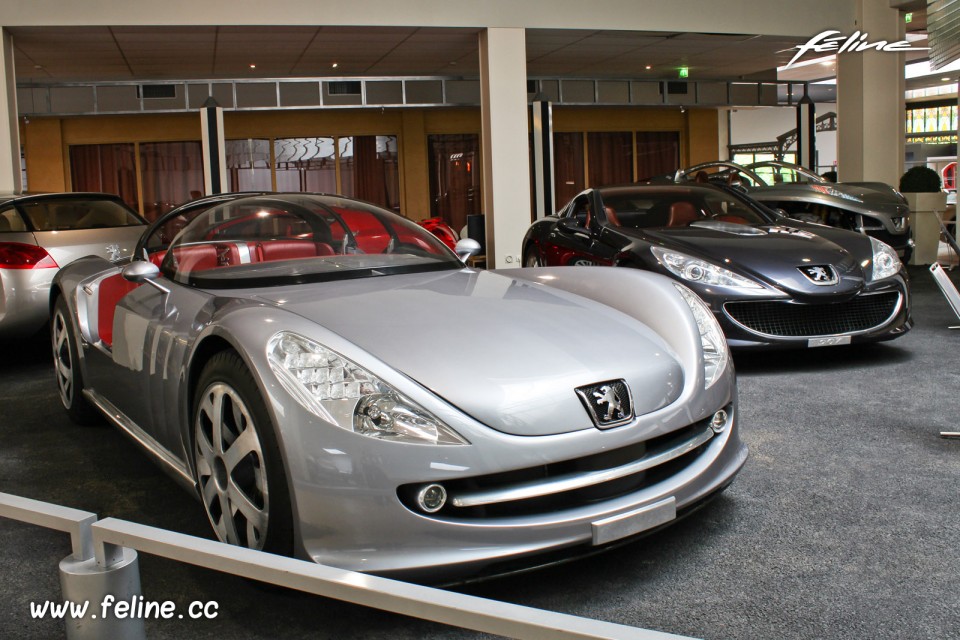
[678,67,689,79]
[905,12,912,23]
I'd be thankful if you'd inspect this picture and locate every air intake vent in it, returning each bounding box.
[665,82,689,95]
[327,81,362,95]
[138,84,177,99]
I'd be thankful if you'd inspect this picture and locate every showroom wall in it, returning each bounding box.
[22,105,718,221]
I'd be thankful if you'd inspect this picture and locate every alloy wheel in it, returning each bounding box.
[52,310,74,408]
[195,382,270,550]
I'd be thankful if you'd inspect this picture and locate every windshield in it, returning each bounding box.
[158,194,461,287]
[599,187,773,229]
[749,163,822,186]
[18,197,144,231]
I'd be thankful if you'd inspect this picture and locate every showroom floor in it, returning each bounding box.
[1,264,959,640]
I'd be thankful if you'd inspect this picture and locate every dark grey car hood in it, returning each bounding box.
[640,222,867,298]
[254,269,683,436]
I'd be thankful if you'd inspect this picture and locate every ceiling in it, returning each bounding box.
[9,26,807,84]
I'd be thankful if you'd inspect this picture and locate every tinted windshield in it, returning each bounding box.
[600,188,772,229]
[159,194,460,287]
[19,197,144,231]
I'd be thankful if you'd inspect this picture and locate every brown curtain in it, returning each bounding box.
[587,132,633,188]
[553,132,585,206]
[348,135,400,211]
[139,142,203,222]
[428,134,481,231]
[636,132,680,181]
[69,144,138,210]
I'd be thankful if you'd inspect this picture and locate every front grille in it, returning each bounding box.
[723,291,900,337]
[397,413,723,520]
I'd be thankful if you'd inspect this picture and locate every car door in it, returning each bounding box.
[542,193,603,266]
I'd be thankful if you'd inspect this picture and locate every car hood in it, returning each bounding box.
[254,269,684,436]
[639,221,867,298]
[747,183,908,217]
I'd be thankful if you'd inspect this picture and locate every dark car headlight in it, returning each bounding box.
[267,331,468,445]
[673,284,730,389]
[652,246,762,291]
[868,237,901,281]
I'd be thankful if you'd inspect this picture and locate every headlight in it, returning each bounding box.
[652,246,762,290]
[673,284,730,389]
[267,331,468,445]
[868,237,901,281]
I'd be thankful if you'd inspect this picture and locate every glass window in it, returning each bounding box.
[18,197,144,231]
[140,142,204,222]
[69,144,138,211]
[0,206,27,232]
[274,137,337,193]
[428,134,481,233]
[587,132,632,187]
[227,139,272,192]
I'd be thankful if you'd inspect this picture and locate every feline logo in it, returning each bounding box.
[784,30,927,69]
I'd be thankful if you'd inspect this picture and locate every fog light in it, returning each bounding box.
[710,409,729,433]
[417,484,447,513]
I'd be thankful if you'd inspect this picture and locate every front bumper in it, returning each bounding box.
[708,274,910,349]
[276,380,747,582]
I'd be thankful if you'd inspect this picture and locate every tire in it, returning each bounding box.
[51,295,101,425]
[524,248,543,268]
[192,351,293,556]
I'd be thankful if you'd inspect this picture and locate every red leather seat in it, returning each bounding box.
[257,241,320,262]
[667,202,700,227]
[171,245,219,273]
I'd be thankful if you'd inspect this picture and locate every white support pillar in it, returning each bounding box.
[200,97,227,195]
[0,29,21,193]
[836,0,905,185]
[479,28,532,269]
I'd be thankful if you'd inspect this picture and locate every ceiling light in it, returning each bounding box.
[822,60,834,66]
[249,64,256,69]
[943,77,952,82]
[332,62,339,69]
[645,65,652,70]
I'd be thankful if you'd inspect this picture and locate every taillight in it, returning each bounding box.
[0,242,59,269]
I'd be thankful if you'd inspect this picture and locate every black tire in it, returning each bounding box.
[51,295,101,426]
[524,247,543,268]
[192,350,293,556]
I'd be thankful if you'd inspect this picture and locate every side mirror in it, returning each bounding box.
[121,260,170,294]
[122,260,160,283]
[455,238,482,262]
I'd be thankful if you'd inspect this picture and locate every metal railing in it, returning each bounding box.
[0,491,697,640]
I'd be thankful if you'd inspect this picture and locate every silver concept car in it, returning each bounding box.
[0,193,145,336]
[51,193,746,582]
[675,161,912,258]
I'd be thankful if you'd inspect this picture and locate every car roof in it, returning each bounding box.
[597,183,726,197]
[0,191,127,206]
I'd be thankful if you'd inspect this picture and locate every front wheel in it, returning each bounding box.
[51,296,100,425]
[524,248,543,268]
[192,351,293,555]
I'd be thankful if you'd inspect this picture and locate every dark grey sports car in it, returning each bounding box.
[522,182,911,349]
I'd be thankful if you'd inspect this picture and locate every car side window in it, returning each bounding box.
[0,206,27,232]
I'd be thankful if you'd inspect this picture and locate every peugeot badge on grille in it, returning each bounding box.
[575,379,634,429]
[798,264,838,285]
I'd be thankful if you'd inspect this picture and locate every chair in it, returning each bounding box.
[667,201,700,227]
